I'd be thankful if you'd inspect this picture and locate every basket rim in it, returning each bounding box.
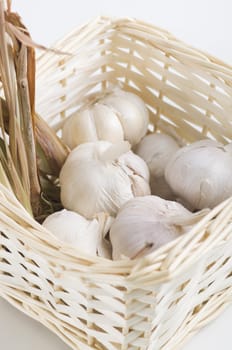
[36,16,232,77]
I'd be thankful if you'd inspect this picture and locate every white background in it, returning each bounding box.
[1,0,232,349]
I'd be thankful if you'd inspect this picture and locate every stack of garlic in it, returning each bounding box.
[43,87,153,259]
[45,86,227,261]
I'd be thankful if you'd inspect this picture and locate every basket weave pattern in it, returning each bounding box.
[0,17,232,350]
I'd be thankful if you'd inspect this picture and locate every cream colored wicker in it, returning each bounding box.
[1,16,232,350]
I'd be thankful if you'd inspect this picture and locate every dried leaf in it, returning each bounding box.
[35,114,69,174]
[6,21,71,56]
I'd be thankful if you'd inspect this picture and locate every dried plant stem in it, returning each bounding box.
[16,45,41,216]
[0,1,17,161]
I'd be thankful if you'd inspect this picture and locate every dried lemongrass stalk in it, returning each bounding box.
[0,1,33,213]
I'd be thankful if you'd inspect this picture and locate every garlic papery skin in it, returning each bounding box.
[59,141,151,219]
[42,209,100,256]
[43,209,113,258]
[135,133,180,199]
[61,87,149,149]
[165,139,232,210]
[110,196,207,260]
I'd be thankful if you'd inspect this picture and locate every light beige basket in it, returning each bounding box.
[1,16,232,350]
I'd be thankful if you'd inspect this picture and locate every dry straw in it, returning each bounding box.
[1,15,232,350]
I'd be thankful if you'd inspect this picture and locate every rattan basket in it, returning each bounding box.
[1,16,232,350]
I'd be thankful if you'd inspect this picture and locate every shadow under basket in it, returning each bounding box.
[1,16,232,350]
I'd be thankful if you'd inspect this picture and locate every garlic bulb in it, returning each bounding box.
[135,133,180,199]
[42,209,112,258]
[62,87,149,149]
[165,139,232,210]
[59,141,150,219]
[110,196,207,260]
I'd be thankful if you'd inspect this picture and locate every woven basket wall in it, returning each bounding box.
[1,16,232,350]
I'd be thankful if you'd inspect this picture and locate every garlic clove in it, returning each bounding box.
[92,103,124,143]
[62,108,98,149]
[101,89,149,145]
